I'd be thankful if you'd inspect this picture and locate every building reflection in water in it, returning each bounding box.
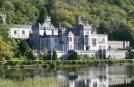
[57,66,131,87]
[0,66,132,87]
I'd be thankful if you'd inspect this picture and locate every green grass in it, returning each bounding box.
[0,77,63,87]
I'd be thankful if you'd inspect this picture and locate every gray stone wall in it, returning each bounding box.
[33,50,130,59]
[108,41,130,49]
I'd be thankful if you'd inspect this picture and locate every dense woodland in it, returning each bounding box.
[1,0,134,59]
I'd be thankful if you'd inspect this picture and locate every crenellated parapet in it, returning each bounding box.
[106,50,127,52]
[83,23,92,29]
[10,25,31,28]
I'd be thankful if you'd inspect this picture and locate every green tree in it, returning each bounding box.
[9,38,20,57]
[0,24,10,40]
[25,49,34,60]
[129,50,134,59]
[0,36,13,60]
[43,48,48,60]
[14,1,39,24]
[38,7,48,24]
[0,0,5,8]
[19,40,29,56]
[0,16,3,24]
[68,51,79,60]
[52,50,58,60]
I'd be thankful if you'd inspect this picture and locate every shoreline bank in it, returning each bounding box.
[0,59,134,69]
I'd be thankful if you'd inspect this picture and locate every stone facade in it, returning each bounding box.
[30,16,109,51]
[9,25,32,39]
[7,15,130,58]
[30,16,130,51]
[33,50,130,59]
[108,41,130,49]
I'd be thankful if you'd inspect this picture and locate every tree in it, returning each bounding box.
[37,7,48,24]
[52,50,58,60]
[0,24,10,40]
[14,1,39,24]
[0,0,5,8]
[0,16,3,24]
[37,50,43,60]
[9,38,20,57]
[129,50,134,59]
[68,51,79,60]
[0,36,13,60]
[25,49,34,60]
[19,40,29,56]
[43,48,48,60]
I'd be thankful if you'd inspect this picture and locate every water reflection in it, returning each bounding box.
[0,66,134,87]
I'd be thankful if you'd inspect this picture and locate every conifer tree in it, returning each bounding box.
[52,50,58,60]
[38,7,48,24]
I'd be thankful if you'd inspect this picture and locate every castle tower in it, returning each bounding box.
[44,16,51,25]
[0,13,6,23]
[76,16,82,27]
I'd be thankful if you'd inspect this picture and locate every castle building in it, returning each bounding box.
[7,16,130,58]
[30,16,109,51]
[9,25,32,39]
[29,16,129,51]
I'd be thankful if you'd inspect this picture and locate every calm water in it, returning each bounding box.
[1,65,134,87]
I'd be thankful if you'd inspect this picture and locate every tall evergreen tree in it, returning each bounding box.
[0,0,5,8]
[38,7,48,24]
[52,50,58,60]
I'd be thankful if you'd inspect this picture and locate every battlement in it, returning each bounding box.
[108,41,124,42]
[83,23,92,29]
[10,25,31,28]
[96,34,108,37]
[45,16,51,19]
[106,50,128,52]
[55,50,128,53]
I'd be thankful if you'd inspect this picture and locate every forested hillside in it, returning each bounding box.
[0,0,134,46]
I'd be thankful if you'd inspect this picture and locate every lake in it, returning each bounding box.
[0,65,134,87]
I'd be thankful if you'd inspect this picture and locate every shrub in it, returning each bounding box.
[51,62,57,67]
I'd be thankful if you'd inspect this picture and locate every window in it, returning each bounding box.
[102,38,105,43]
[99,45,102,49]
[86,31,89,34]
[59,38,61,42]
[58,45,61,50]
[22,30,25,35]
[79,38,81,42]
[74,38,76,42]
[103,46,105,49]
[68,37,72,42]
[85,37,88,43]
[74,45,77,49]
[55,38,57,43]
[55,45,57,49]
[92,38,96,46]
[69,45,72,49]
[41,41,44,47]
[67,37,68,41]
[29,31,31,34]
[46,39,48,47]
[14,30,17,34]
